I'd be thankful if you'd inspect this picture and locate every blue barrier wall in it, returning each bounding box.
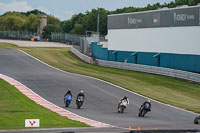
[91,42,200,72]
[108,50,116,61]
[116,51,136,63]
[137,52,159,66]
[160,53,200,72]
[91,42,108,60]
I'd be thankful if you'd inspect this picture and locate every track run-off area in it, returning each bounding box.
[0,48,199,130]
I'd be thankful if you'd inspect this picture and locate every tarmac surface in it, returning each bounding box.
[0,127,129,133]
[0,49,199,132]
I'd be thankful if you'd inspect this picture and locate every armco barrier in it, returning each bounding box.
[97,60,200,83]
[71,48,200,83]
[71,47,93,64]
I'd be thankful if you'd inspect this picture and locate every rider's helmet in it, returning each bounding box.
[147,99,151,103]
[124,96,128,99]
[80,90,84,93]
[68,89,71,92]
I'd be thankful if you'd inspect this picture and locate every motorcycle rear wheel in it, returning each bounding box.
[194,117,200,124]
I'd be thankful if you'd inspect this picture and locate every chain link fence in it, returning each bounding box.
[0,31,33,40]
[0,30,103,55]
[51,32,99,55]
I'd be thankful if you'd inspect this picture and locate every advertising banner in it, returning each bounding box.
[108,6,200,29]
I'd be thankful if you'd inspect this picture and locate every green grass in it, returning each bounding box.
[0,78,88,130]
[0,42,200,115]
[0,43,19,49]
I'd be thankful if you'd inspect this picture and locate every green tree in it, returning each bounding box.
[1,14,27,31]
[61,13,86,34]
[62,19,73,33]
[23,9,45,16]
[167,1,176,8]
[0,17,3,30]
[42,24,62,39]
[47,15,61,25]
[26,14,39,33]
[98,8,108,35]
[70,23,84,34]
[84,8,108,35]
[46,15,63,35]
[175,0,188,5]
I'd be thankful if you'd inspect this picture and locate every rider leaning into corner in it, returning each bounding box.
[118,96,129,107]
[141,99,151,111]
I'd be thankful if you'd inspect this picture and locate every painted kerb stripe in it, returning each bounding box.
[0,74,111,128]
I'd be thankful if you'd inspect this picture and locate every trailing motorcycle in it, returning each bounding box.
[64,95,72,107]
[194,116,200,124]
[118,99,128,113]
[76,96,84,109]
[138,102,150,117]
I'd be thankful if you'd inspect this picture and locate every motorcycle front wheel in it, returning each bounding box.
[139,108,146,117]
[65,101,70,107]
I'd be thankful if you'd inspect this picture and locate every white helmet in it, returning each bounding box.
[80,90,84,93]
[147,99,151,103]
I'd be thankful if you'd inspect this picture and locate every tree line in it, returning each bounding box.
[0,0,200,38]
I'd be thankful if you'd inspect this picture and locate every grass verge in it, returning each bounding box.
[0,78,88,130]
[0,43,200,115]
[0,42,19,49]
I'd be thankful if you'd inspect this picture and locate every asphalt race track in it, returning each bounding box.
[0,49,199,131]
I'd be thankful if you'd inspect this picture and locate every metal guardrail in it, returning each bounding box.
[71,47,93,64]
[71,47,200,83]
[97,60,200,83]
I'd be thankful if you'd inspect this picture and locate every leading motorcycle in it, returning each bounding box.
[138,102,150,117]
[64,95,72,107]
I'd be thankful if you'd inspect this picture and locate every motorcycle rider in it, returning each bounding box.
[194,115,200,124]
[118,96,129,108]
[141,99,151,111]
[76,90,85,100]
[64,89,72,98]
[76,90,85,108]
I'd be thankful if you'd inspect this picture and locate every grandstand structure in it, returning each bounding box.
[92,5,200,72]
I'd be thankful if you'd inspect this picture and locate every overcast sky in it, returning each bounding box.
[0,0,174,21]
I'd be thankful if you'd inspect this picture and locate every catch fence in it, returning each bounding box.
[0,31,33,40]
[51,32,99,55]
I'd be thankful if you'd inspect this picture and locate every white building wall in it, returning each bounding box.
[108,26,200,55]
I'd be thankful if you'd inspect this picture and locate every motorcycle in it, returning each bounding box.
[76,96,84,109]
[194,116,200,124]
[138,103,150,117]
[64,95,72,107]
[118,99,128,113]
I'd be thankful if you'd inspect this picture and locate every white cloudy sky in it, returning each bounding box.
[0,0,174,21]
